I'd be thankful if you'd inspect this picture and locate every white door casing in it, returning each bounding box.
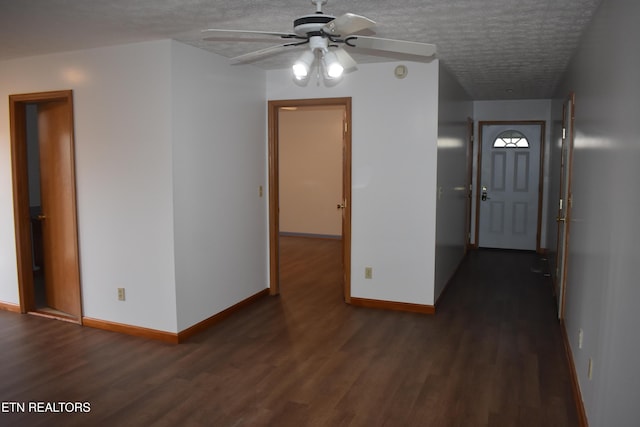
[478,124,542,250]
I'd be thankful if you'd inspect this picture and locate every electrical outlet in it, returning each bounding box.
[588,358,594,380]
[578,329,583,349]
[117,288,125,301]
[364,267,373,279]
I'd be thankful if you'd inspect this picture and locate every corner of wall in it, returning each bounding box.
[434,64,473,300]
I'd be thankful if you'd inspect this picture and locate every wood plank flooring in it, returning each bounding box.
[0,237,578,426]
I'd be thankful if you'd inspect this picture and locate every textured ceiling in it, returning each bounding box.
[0,0,602,99]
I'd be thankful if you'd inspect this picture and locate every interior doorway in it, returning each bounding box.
[554,93,576,319]
[268,97,352,302]
[475,121,546,252]
[10,90,83,323]
[464,117,474,254]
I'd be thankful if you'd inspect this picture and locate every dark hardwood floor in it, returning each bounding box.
[0,237,578,426]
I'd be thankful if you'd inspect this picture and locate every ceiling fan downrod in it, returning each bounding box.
[312,0,328,14]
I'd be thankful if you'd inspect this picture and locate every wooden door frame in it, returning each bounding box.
[555,92,576,319]
[464,117,474,254]
[9,90,83,323]
[268,97,352,302]
[475,120,546,253]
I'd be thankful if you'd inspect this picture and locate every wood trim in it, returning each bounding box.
[0,301,21,313]
[342,99,352,304]
[268,97,352,302]
[268,102,280,296]
[83,317,179,344]
[558,92,576,319]
[28,310,81,324]
[83,289,270,344]
[350,297,435,314]
[279,232,342,240]
[9,96,34,314]
[474,120,546,251]
[535,121,546,253]
[177,288,269,342]
[464,117,474,254]
[553,101,568,302]
[474,122,483,248]
[536,121,547,254]
[560,320,589,426]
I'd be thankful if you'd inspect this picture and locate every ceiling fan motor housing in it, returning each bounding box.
[293,14,335,36]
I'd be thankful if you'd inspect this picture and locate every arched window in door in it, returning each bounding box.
[493,130,530,148]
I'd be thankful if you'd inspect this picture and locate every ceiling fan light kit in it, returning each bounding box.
[292,35,344,84]
[202,0,437,86]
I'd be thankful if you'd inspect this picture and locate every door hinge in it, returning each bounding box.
[343,121,348,134]
[559,198,563,210]
[562,127,566,139]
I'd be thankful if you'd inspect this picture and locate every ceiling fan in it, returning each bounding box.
[202,0,437,85]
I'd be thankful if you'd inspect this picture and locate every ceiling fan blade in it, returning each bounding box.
[334,48,358,72]
[229,42,302,64]
[202,29,301,40]
[323,13,376,36]
[346,36,437,58]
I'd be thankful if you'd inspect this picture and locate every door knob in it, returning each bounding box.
[481,185,490,201]
[337,203,345,209]
[37,214,46,221]
[556,217,566,223]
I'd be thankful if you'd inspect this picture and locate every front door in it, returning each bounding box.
[555,93,576,319]
[478,123,543,250]
[10,90,82,322]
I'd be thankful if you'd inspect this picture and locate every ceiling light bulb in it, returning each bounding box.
[323,51,344,79]
[292,63,309,79]
[327,62,344,78]
[292,50,315,80]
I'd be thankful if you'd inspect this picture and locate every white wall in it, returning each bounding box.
[472,99,552,248]
[268,60,439,306]
[170,41,268,332]
[552,0,640,425]
[0,41,178,332]
[434,64,473,300]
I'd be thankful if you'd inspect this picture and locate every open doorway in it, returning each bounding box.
[10,90,82,323]
[464,117,474,254]
[553,93,576,319]
[268,97,352,302]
